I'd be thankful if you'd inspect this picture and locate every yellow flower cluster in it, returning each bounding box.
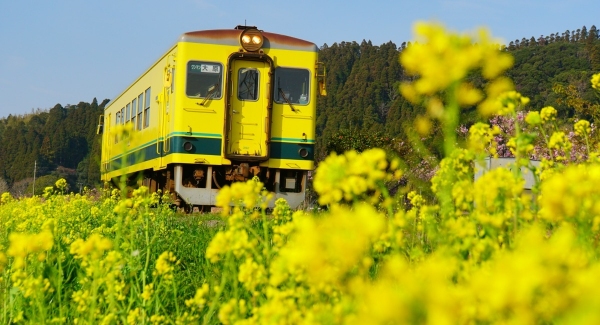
[574,119,591,137]
[407,190,425,208]
[400,22,512,99]
[150,314,166,324]
[153,251,179,280]
[431,148,474,195]
[271,198,293,225]
[70,233,113,261]
[55,178,67,192]
[451,179,474,212]
[0,192,12,204]
[468,122,501,157]
[473,167,524,226]
[494,90,530,116]
[218,298,248,325]
[7,230,53,269]
[141,283,154,301]
[71,289,91,312]
[10,269,54,300]
[126,308,142,325]
[525,111,542,126]
[592,73,600,90]
[540,106,557,122]
[215,177,271,215]
[185,283,209,311]
[539,164,600,225]
[506,134,535,164]
[548,131,572,152]
[238,257,267,293]
[536,158,557,182]
[205,221,255,263]
[400,22,515,120]
[271,203,385,288]
[313,148,401,205]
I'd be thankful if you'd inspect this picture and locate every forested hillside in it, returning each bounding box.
[0,25,598,196]
[316,25,600,158]
[0,99,107,196]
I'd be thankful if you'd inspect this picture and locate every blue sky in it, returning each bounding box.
[0,0,598,118]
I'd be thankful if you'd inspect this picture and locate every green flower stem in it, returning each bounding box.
[172,278,180,317]
[512,112,522,240]
[438,82,460,219]
[56,235,65,321]
[377,181,394,217]
[2,269,6,323]
[245,225,265,247]
[584,132,591,158]
[142,213,151,306]
[443,82,460,158]
[261,208,271,267]
[88,268,100,324]
[539,126,553,158]
[203,251,231,325]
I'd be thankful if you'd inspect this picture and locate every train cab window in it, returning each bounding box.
[186,61,223,99]
[274,68,310,104]
[237,68,259,101]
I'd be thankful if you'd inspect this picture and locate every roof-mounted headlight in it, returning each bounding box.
[239,28,263,52]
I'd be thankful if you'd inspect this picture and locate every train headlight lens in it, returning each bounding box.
[298,148,309,158]
[239,28,263,52]
[183,141,193,152]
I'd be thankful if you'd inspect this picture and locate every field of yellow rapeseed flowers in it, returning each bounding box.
[2,22,600,324]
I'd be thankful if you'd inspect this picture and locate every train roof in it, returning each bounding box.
[179,28,319,52]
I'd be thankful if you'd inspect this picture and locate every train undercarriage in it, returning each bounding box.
[133,163,306,212]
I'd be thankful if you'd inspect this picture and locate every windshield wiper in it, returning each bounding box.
[278,88,298,112]
[199,83,219,106]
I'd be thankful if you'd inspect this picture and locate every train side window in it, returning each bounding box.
[126,103,131,122]
[144,88,151,128]
[137,93,143,130]
[186,61,223,99]
[131,98,137,130]
[120,107,125,124]
[273,68,310,104]
[115,112,120,143]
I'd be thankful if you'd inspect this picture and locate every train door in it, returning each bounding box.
[156,88,169,169]
[157,61,174,169]
[226,59,271,160]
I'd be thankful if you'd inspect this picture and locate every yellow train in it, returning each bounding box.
[99,25,325,210]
